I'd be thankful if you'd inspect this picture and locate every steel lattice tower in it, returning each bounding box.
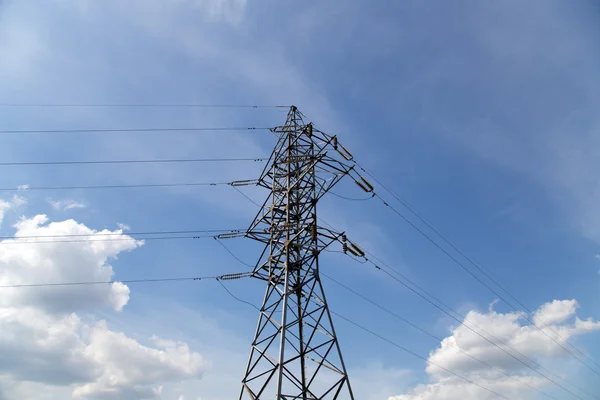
[240,106,356,399]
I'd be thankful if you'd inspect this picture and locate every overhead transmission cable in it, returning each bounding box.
[0,103,288,108]
[0,127,272,136]
[1,276,214,288]
[0,271,252,289]
[329,191,374,201]
[0,228,248,245]
[0,233,216,245]
[0,178,259,192]
[0,157,266,166]
[217,279,260,311]
[0,228,243,241]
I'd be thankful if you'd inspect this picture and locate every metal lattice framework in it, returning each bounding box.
[240,106,356,399]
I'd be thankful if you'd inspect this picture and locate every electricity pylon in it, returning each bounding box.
[240,106,356,399]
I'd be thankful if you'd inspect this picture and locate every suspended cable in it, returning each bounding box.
[0,103,289,108]
[0,127,271,136]
[329,191,374,201]
[217,279,260,311]
[355,160,600,371]
[0,233,220,245]
[214,237,254,268]
[1,182,224,192]
[0,228,243,241]
[0,276,218,288]
[0,157,266,166]
[231,185,262,207]
[0,179,259,192]
[0,270,253,289]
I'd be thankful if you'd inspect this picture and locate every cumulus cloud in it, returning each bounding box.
[48,199,86,211]
[0,212,209,399]
[391,299,600,400]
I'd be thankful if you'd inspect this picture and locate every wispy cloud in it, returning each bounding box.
[0,195,26,226]
[48,199,86,211]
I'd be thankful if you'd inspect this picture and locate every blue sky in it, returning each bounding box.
[0,1,599,399]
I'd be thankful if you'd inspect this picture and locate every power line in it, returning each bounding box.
[231,185,262,207]
[0,178,262,192]
[331,310,513,400]
[0,228,243,241]
[329,191,374,201]
[0,103,289,108]
[214,237,254,268]
[0,181,230,192]
[0,157,266,166]
[0,270,253,288]
[355,160,600,371]
[0,276,217,288]
[217,279,260,311]
[0,127,271,136]
[0,233,220,245]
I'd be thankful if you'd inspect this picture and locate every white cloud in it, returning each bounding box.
[0,196,26,226]
[48,199,86,211]
[0,212,209,399]
[391,299,600,400]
